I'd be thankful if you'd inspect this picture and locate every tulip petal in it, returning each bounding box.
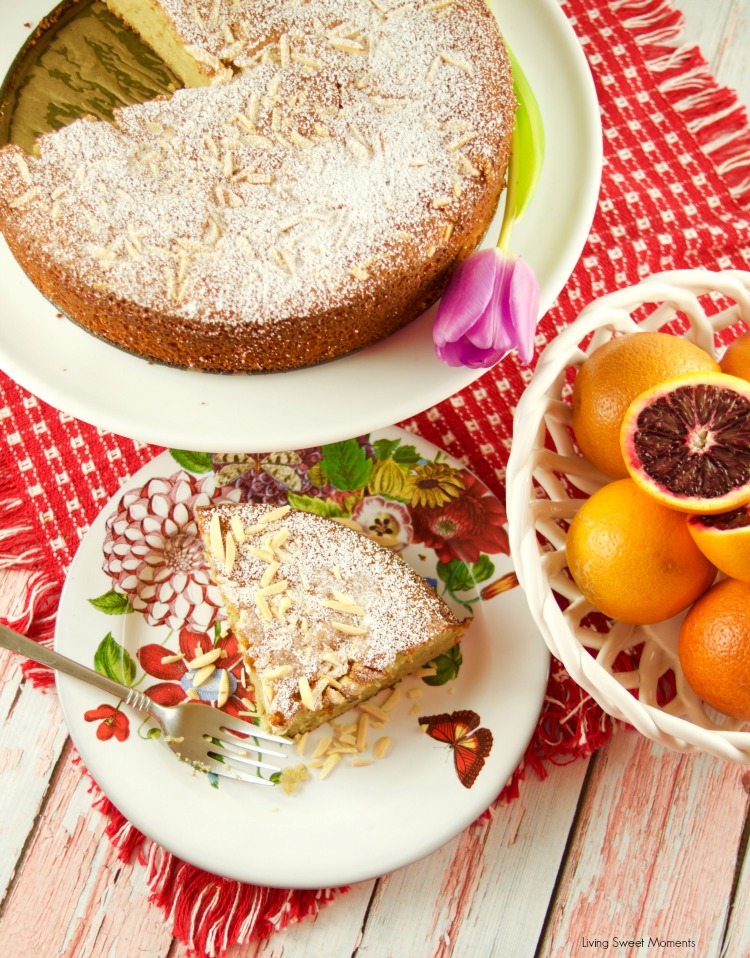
[433,249,497,345]
[508,256,540,364]
[433,247,540,369]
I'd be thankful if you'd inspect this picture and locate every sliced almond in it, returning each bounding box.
[332,622,368,636]
[249,546,275,563]
[193,664,216,687]
[255,593,273,621]
[259,559,280,587]
[225,532,236,572]
[229,515,246,543]
[209,513,225,562]
[257,579,288,597]
[298,675,315,710]
[319,752,342,780]
[262,505,291,523]
[374,736,391,759]
[216,669,230,708]
[269,527,290,549]
[356,713,369,752]
[312,735,333,759]
[359,702,389,723]
[320,599,366,615]
[262,664,293,680]
[187,648,223,670]
[381,688,401,712]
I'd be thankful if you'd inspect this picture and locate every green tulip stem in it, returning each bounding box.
[497,136,519,252]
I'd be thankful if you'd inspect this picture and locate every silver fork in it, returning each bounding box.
[0,623,292,786]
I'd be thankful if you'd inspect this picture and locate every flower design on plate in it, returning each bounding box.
[85,435,518,756]
[351,495,413,551]
[101,470,241,632]
[401,461,465,509]
[136,626,250,716]
[411,470,509,565]
[84,703,130,742]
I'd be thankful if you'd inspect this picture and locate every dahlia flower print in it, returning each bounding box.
[101,470,241,632]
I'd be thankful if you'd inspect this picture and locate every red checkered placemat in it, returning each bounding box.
[2,0,750,953]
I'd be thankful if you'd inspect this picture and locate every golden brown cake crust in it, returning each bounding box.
[0,0,515,373]
[196,503,469,736]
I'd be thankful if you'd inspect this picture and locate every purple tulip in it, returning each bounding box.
[433,248,539,369]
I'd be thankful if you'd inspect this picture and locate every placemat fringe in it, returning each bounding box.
[611,0,683,45]
[0,461,61,685]
[619,0,750,208]
[143,845,344,958]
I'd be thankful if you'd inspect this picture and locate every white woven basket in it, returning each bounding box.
[507,268,750,761]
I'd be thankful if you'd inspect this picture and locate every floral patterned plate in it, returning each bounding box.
[55,428,549,888]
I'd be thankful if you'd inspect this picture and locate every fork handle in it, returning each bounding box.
[0,623,154,714]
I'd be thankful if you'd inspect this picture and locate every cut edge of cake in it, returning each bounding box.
[101,0,229,86]
[196,502,471,738]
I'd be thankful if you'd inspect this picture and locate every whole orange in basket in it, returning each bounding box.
[688,505,750,582]
[679,577,750,721]
[620,371,750,514]
[571,331,719,479]
[565,478,716,624]
[720,329,750,381]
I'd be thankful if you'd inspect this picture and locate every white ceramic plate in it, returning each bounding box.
[54,428,549,887]
[0,0,601,452]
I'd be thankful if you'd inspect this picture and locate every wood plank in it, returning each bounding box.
[0,647,69,901]
[0,739,174,957]
[354,760,589,958]
[538,727,749,958]
[674,0,750,111]
[718,787,750,958]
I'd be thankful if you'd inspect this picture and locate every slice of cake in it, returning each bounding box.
[196,502,469,737]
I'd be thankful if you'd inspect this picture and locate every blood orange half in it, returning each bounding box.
[620,372,750,514]
[688,505,750,582]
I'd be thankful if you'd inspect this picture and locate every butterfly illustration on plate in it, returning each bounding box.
[212,452,305,490]
[418,709,493,789]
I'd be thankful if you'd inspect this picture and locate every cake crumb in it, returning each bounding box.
[279,763,310,795]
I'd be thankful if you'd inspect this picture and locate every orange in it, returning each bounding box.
[565,478,716,624]
[678,577,750,720]
[620,371,750,514]
[571,331,719,479]
[688,505,750,582]
[720,330,750,381]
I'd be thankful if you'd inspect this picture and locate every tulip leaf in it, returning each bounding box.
[506,43,545,225]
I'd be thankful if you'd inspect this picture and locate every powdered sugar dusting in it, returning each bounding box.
[0,0,513,329]
[199,502,463,731]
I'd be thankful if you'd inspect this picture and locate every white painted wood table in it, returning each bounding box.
[2,2,750,956]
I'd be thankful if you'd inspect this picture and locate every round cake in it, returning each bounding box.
[0,0,516,373]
